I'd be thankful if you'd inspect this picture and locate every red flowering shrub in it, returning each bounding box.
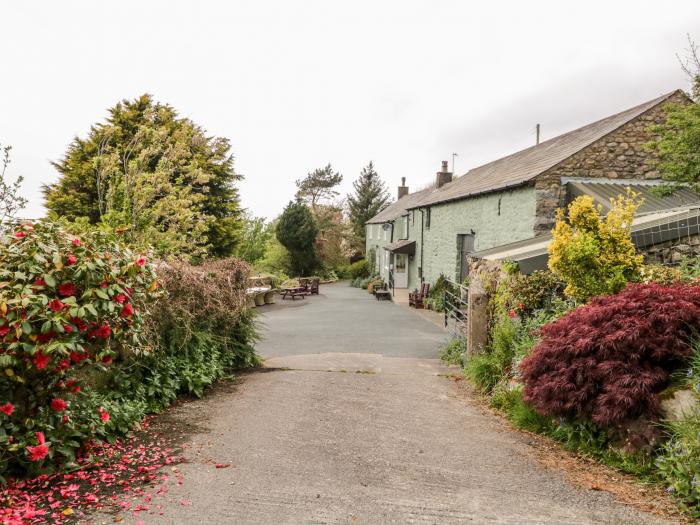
[521,283,700,427]
[0,221,158,476]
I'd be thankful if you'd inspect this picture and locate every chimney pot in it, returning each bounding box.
[436,161,453,188]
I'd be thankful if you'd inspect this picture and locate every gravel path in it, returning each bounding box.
[135,283,674,525]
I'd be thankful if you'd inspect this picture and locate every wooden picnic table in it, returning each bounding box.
[281,287,306,300]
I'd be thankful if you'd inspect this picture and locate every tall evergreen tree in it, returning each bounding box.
[347,161,391,249]
[43,94,243,258]
[276,200,319,276]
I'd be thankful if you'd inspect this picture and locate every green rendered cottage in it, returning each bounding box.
[366,89,699,290]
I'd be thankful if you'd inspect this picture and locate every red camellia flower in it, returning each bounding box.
[72,238,81,247]
[0,402,14,416]
[71,317,88,332]
[58,282,77,297]
[135,256,146,266]
[0,325,10,337]
[49,299,64,312]
[36,431,46,444]
[120,303,134,318]
[33,352,50,370]
[50,398,68,412]
[66,254,78,265]
[96,324,111,339]
[27,444,49,462]
[113,294,127,304]
[33,278,46,288]
[99,408,110,422]
[63,323,73,333]
[518,302,524,310]
[63,414,69,424]
[101,355,113,365]
[101,280,108,289]
[57,359,70,371]
[66,378,80,394]
[36,332,55,344]
[14,231,26,239]
[508,309,516,319]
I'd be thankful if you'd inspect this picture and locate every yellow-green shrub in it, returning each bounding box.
[548,191,643,302]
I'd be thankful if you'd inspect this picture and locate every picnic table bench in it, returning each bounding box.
[281,287,306,300]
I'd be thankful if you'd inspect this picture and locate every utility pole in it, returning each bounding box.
[452,152,458,173]
[536,124,541,145]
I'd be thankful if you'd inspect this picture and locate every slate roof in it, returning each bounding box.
[407,90,683,209]
[365,186,434,224]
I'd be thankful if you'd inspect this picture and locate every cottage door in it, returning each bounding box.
[394,254,408,288]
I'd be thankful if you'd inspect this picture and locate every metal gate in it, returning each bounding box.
[443,278,468,339]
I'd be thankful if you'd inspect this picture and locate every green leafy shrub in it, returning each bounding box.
[0,221,158,476]
[348,259,369,280]
[656,340,700,517]
[496,271,566,316]
[426,274,455,312]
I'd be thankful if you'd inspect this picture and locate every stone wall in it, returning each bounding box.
[642,233,700,265]
[533,91,690,235]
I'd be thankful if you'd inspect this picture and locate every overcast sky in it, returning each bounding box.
[2,1,699,220]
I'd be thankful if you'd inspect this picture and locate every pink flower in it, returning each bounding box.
[72,238,81,247]
[66,254,77,266]
[99,408,110,422]
[33,352,50,370]
[50,398,68,412]
[135,256,146,267]
[49,299,64,312]
[36,431,45,444]
[27,444,49,461]
[14,231,26,239]
[0,402,14,416]
[101,281,108,289]
[508,309,516,319]
[58,282,77,297]
[120,303,134,318]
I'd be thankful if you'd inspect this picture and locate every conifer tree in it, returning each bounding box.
[347,161,391,249]
[43,94,243,258]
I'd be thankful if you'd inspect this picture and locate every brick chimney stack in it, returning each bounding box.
[398,177,409,199]
[436,160,453,188]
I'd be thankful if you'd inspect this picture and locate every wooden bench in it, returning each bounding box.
[375,289,391,301]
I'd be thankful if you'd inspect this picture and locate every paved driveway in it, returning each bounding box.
[141,283,671,525]
[257,283,447,358]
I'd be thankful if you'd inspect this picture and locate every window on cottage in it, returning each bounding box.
[425,208,431,229]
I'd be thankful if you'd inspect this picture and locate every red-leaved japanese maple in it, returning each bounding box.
[521,282,700,427]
